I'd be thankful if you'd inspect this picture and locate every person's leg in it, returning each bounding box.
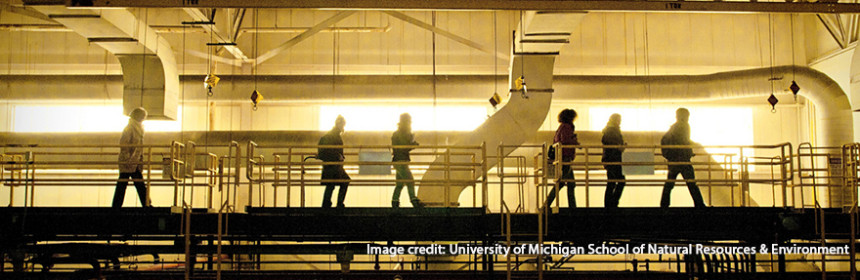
[545,165,570,208]
[392,164,406,207]
[564,166,576,208]
[322,184,335,208]
[614,172,626,207]
[545,185,558,207]
[679,164,706,208]
[130,171,149,207]
[336,182,349,208]
[402,166,421,207]
[112,173,130,208]
[605,165,624,208]
[604,172,615,208]
[661,165,681,208]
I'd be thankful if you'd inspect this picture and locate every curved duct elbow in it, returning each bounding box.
[558,66,852,148]
[418,65,852,208]
[30,6,179,120]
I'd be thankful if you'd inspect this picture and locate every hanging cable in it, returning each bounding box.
[432,11,438,145]
[518,10,527,99]
[331,12,338,107]
[767,14,779,113]
[790,14,800,100]
[140,8,148,117]
[488,11,501,110]
[644,14,655,143]
[251,8,262,111]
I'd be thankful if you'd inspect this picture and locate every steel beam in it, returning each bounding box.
[27,0,860,14]
[253,10,356,66]
[1,3,57,22]
[184,8,250,62]
[383,11,507,60]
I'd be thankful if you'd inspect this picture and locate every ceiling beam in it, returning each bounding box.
[1,3,57,22]
[383,11,507,60]
[183,8,250,62]
[819,14,849,49]
[30,0,860,14]
[254,10,356,66]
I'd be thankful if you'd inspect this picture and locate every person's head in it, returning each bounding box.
[607,113,621,127]
[398,113,412,130]
[675,108,690,123]
[129,107,147,122]
[558,109,577,125]
[334,115,346,132]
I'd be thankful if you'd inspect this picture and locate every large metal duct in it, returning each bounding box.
[560,66,852,149]
[417,11,587,206]
[419,65,853,208]
[29,6,179,120]
[851,43,860,131]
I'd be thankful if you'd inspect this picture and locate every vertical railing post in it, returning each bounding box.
[246,141,257,208]
[274,155,280,208]
[445,147,452,207]
[146,146,153,207]
[583,146,589,208]
[482,142,488,210]
[498,143,504,211]
[287,148,293,208]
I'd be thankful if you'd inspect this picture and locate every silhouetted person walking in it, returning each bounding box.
[660,108,706,208]
[391,113,423,208]
[546,109,580,208]
[319,115,350,208]
[602,113,626,208]
[113,107,150,208]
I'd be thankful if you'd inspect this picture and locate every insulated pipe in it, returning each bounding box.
[417,65,853,208]
[559,66,852,149]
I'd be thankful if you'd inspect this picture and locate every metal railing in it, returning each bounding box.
[0,142,223,208]
[246,142,487,208]
[539,142,794,208]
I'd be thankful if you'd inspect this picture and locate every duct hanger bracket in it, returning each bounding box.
[206,42,237,46]
[182,21,215,25]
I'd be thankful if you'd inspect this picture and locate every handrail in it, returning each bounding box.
[248,142,486,208]
[545,142,795,208]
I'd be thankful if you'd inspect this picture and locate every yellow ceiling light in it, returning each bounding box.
[204,74,220,96]
[250,90,263,111]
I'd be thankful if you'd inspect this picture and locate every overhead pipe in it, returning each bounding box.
[418,65,853,208]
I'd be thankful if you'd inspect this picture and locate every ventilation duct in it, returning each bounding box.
[419,64,853,208]
[418,11,587,207]
[30,6,179,120]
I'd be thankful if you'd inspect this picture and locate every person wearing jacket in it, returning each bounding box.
[546,109,580,208]
[660,108,706,208]
[113,107,150,208]
[602,113,626,208]
[391,113,423,208]
[319,115,350,208]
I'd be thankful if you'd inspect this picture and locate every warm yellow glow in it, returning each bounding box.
[12,105,181,133]
[589,106,754,159]
[319,105,487,131]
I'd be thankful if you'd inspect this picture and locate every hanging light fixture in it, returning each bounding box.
[251,8,261,111]
[789,80,800,98]
[204,73,219,96]
[767,93,779,113]
[488,92,501,108]
[250,89,263,111]
[516,75,528,99]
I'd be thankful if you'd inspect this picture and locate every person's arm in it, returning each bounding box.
[118,127,133,162]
